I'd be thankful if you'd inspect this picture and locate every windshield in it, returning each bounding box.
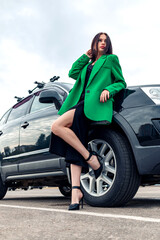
[61,83,73,91]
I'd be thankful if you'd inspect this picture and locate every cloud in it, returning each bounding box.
[0,38,54,86]
[0,0,160,118]
[114,0,160,84]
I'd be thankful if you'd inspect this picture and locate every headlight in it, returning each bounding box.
[141,87,160,105]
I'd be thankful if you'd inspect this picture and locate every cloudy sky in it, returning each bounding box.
[0,0,160,118]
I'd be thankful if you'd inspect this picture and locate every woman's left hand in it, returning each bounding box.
[100,90,110,102]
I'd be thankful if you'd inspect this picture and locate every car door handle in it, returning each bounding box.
[21,122,29,128]
[0,130,3,136]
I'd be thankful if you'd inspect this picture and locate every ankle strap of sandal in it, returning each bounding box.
[85,151,92,162]
[85,151,103,162]
[72,186,80,190]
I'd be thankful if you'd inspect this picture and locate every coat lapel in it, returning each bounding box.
[86,55,107,87]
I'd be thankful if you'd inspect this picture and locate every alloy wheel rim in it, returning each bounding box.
[80,139,117,197]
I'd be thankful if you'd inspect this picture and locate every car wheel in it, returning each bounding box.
[80,129,140,207]
[59,184,71,197]
[0,177,7,200]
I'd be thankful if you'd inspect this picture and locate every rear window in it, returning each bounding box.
[0,109,11,126]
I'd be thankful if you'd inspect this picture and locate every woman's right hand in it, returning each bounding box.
[86,49,92,58]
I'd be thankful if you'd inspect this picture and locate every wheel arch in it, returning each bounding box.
[90,113,141,175]
[111,113,141,174]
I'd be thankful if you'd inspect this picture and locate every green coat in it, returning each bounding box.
[58,54,126,123]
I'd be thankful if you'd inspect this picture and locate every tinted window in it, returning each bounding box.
[7,96,33,122]
[30,91,54,113]
[0,109,11,125]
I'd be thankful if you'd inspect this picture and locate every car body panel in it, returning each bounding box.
[113,112,160,175]
[0,117,20,178]
[19,105,60,174]
[113,85,160,175]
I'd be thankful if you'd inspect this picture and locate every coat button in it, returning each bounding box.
[87,90,90,93]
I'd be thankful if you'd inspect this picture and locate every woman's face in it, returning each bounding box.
[97,34,107,54]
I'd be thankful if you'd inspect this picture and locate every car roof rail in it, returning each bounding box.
[50,76,60,82]
[28,81,45,94]
[14,96,24,102]
[28,76,60,94]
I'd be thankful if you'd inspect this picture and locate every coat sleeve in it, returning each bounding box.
[68,54,90,80]
[104,55,126,97]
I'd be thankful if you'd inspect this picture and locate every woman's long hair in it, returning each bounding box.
[91,32,113,61]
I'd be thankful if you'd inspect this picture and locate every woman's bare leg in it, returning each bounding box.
[52,109,100,170]
[52,109,100,205]
[70,164,83,204]
[52,109,89,159]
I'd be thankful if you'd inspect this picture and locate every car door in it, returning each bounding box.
[0,96,33,180]
[18,87,64,174]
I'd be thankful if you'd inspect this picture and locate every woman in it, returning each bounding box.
[50,32,126,210]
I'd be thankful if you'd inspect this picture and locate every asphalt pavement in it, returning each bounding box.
[0,186,160,240]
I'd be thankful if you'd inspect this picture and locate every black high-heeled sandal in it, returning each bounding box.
[85,151,103,179]
[68,186,83,211]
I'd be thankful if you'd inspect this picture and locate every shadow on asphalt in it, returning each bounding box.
[126,198,160,208]
[2,196,160,208]
[2,196,70,207]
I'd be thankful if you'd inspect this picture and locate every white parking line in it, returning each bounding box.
[0,204,160,223]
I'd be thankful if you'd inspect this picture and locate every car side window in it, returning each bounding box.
[0,109,11,126]
[7,96,33,122]
[30,91,55,113]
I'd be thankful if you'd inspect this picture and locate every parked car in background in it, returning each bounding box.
[0,77,160,207]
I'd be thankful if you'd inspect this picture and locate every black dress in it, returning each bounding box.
[49,64,93,169]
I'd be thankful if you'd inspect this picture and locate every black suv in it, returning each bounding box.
[1,79,160,207]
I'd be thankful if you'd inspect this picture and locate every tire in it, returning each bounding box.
[80,129,140,207]
[59,184,71,197]
[0,177,7,200]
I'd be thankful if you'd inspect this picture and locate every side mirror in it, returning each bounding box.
[39,90,62,110]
